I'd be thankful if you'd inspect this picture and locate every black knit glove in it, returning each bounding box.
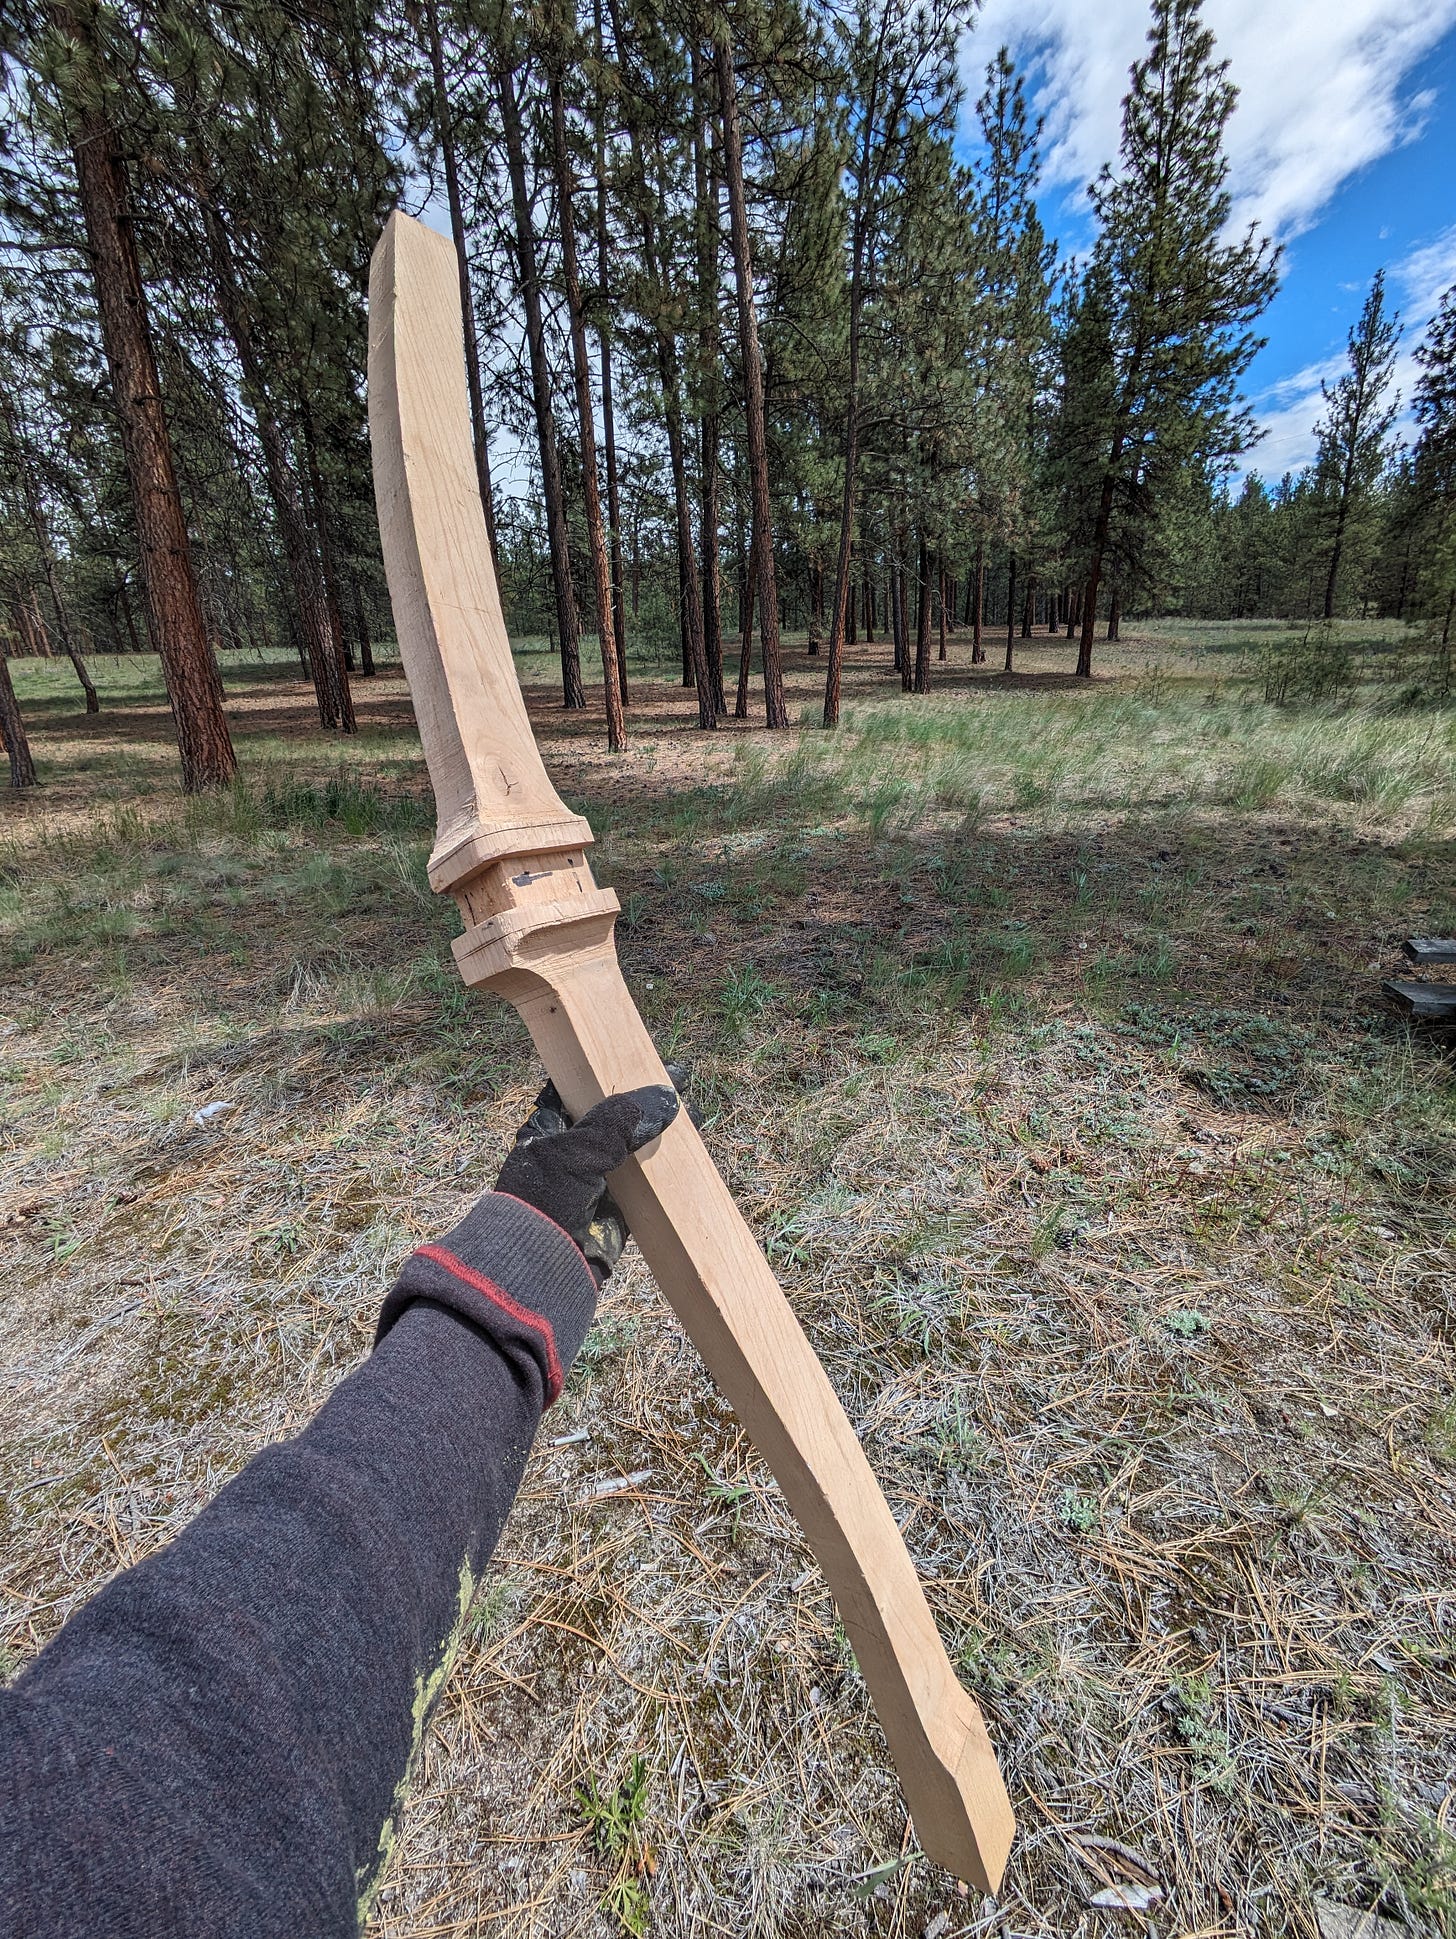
[376,1081,681,1410]
[496,1081,679,1284]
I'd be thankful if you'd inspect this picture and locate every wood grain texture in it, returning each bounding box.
[368,212,592,888]
[368,209,1015,1891]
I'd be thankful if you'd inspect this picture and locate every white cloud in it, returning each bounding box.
[967,0,1456,242]
[1243,351,1423,482]
[964,7,1456,478]
[1244,357,1345,479]
[1240,234,1456,481]
[1395,221,1456,323]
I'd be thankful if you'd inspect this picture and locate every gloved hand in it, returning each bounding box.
[495,1080,680,1284]
[377,1079,683,1408]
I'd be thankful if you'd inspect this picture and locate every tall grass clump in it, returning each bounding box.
[785,679,1454,835]
[254,771,433,837]
[1257,620,1355,704]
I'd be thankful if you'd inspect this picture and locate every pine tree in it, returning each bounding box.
[822,0,971,726]
[874,115,978,694]
[691,45,726,714]
[714,21,786,726]
[492,15,586,709]
[1313,270,1400,620]
[1069,0,1277,676]
[421,0,501,576]
[967,50,1055,660]
[1412,279,1456,639]
[154,0,396,724]
[1414,282,1456,494]
[593,0,630,696]
[194,191,353,729]
[36,0,237,788]
[1314,270,1400,620]
[544,0,625,750]
[0,347,99,712]
[607,0,716,728]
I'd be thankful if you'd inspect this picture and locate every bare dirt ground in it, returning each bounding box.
[1,624,1453,1938]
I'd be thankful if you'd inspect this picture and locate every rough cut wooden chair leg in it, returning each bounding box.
[367,209,1015,1892]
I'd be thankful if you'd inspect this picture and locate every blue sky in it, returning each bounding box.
[961,0,1456,482]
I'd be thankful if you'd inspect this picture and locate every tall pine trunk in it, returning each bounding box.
[891,533,909,686]
[714,35,785,727]
[603,0,713,726]
[0,634,36,787]
[497,58,584,709]
[594,0,628,695]
[200,194,345,728]
[350,579,376,677]
[548,58,625,752]
[825,38,894,728]
[0,383,98,713]
[1078,457,1119,678]
[735,523,757,720]
[972,546,984,662]
[630,115,714,728]
[694,57,726,715]
[424,0,499,577]
[1004,554,1016,673]
[596,193,629,700]
[63,42,235,789]
[300,410,357,732]
[912,534,931,693]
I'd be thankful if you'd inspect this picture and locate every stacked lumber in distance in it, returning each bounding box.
[1382,939,1456,1025]
[1402,937,1456,966]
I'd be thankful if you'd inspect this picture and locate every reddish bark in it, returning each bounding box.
[424,0,499,576]
[0,630,37,787]
[497,56,584,709]
[715,36,785,727]
[64,56,235,788]
[912,534,931,693]
[548,58,625,751]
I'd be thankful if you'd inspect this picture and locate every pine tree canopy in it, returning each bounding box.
[0,0,1447,776]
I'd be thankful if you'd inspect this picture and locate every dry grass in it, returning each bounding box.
[1,623,1454,1939]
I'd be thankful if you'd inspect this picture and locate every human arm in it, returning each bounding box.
[0,1087,677,1939]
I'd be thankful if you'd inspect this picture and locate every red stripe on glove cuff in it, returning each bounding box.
[413,1243,565,1404]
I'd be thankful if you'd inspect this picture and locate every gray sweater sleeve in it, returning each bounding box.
[0,1193,598,1939]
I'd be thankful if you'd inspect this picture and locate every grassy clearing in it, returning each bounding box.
[1,624,1453,1939]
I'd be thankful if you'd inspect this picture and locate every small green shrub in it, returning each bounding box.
[1259,620,1354,705]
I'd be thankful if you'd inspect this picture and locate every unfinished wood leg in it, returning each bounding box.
[370,208,1016,1893]
[455,922,1016,1891]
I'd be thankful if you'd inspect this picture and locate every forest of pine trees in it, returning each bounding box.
[2,0,1455,787]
